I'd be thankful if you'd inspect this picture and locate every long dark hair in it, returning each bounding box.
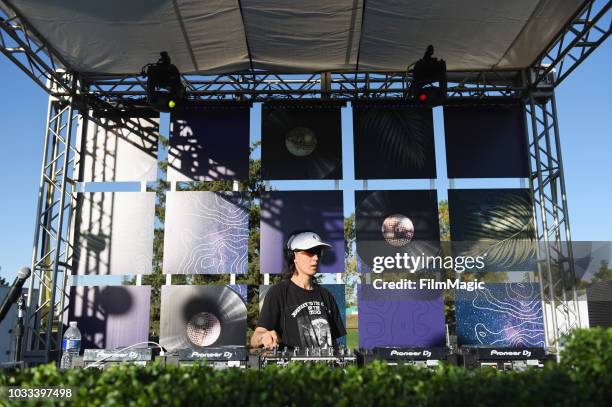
[281,259,296,280]
[281,229,311,280]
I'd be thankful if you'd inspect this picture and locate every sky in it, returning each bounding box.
[0,41,610,284]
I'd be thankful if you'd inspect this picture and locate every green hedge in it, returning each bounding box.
[1,328,610,407]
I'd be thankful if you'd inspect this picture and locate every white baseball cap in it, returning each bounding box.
[287,232,332,251]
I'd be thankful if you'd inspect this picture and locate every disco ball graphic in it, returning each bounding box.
[285,127,317,157]
[186,312,221,347]
[381,214,415,246]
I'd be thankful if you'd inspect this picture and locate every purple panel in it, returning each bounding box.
[168,106,250,181]
[260,191,344,274]
[358,285,445,348]
[64,286,151,350]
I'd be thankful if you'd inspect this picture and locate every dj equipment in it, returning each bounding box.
[255,346,357,369]
[461,347,549,370]
[356,347,452,368]
[158,346,249,369]
[81,348,153,369]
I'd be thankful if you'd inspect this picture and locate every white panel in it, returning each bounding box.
[79,114,159,182]
[73,192,155,275]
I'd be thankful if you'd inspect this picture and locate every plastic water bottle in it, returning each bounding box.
[60,321,81,369]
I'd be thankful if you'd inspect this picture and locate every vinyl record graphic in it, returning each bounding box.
[356,190,440,273]
[353,104,436,179]
[160,285,247,351]
[261,104,342,180]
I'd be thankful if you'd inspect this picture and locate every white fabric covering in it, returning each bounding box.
[1,0,584,74]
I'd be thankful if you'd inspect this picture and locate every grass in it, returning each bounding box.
[346,329,358,349]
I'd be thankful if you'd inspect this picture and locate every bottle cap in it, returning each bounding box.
[69,321,77,327]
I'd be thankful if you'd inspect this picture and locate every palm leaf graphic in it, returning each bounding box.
[358,109,430,169]
[462,193,536,268]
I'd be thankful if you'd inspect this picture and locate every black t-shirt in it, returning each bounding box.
[257,279,346,349]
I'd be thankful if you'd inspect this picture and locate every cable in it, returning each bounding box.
[84,341,166,369]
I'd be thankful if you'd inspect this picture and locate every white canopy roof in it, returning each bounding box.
[2,0,585,75]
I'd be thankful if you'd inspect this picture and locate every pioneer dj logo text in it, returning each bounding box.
[490,350,531,357]
[191,351,233,359]
[95,351,139,360]
[389,350,432,357]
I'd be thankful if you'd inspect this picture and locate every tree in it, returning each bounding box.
[343,213,358,307]
[141,139,270,343]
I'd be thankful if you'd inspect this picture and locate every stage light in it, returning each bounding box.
[411,45,447,107]
[142,52,185,112]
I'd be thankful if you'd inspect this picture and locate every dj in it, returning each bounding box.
[251,231,346,350]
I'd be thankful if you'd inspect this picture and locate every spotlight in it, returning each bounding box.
[411,45,447,107]
[142,52,185,112]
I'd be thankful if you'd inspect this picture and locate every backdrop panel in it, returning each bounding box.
[455,283,545,347]
[260,191,344,274]
[259,284,346,345]
[79,112,159,182]
[163,192,249,275]
[356,190,440,273]
[448,188,536,271]
[64,286,151,350]
[73,192,155,275]
[353,102,436,179]
[444,103,529,178]
[168,105,250,181]
[261,103,342,180]
[358,285,446,348]
[160,285,247,351]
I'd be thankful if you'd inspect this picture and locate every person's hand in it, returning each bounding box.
[261,330,278,349]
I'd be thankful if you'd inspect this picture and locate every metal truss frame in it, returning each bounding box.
[0,0,608,361]
[25,91,80,362]
[532,0,611,87]
[524,71,582,356]
[83,70,523,101]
